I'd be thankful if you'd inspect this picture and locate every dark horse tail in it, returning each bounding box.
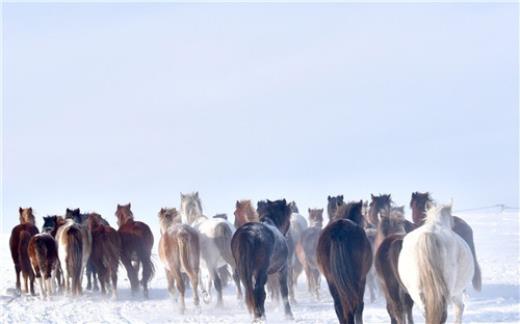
[232,231,255,314]
[67,226,83,295]
[19,230,33,277]
[137,222,155,285]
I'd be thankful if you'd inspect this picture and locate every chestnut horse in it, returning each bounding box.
[410,192,481,291]
[295,208,324,300]
[317,201,372,324]
[28,231,59,299]
[115,203,155,298]
[158,208,200,313]
[234,200,258,228]
[87,214,121,298]
[231,199,294,321]
[374,210,414,324]
[10,207,39,295]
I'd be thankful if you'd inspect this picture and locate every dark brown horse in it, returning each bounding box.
[28,232,59,298]
[327,195,344,223]
[367,194,392,227]
[9,207,39,295]
[410,192,481,291]
[88,214,121,298]
[115,203,155,298]
[374,211,414,324]
[231,199,294,321]
[295,208,324,300]
[317,201,372,324]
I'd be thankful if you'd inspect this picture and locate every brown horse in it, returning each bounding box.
[295,208,324,300]
[42,215,66,290]
[9,207,39,295]
[115,203,155,298]
[374,210,414,324]
[327,195,344,223]
[367,194,392,227]
[87,214,121,298]
[28,231,59,299]
[158,208,200,314]
[317,201,372,324]
[410,192,481,291]
[234,200,258,228]
[231,199,294,321]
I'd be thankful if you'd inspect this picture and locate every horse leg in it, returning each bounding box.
[86,263,92,290]
[327,282,347,324]
[36,272,45,299]
[212,268,223,306]
[278,267,294,320]
[22,272,28,293]
[354,279,366,324]
[287,264,296,304]
[141,253,152,299]
[121,254,139,295]
[15,265,21,292]
[313,268,321,300]
[30,271,36,296]
[452,294,464,324]
[174,268,186,314]
[404,293,414,324]
[252,271,268,321]
[232,267,242,300]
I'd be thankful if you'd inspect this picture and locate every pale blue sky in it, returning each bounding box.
[2,3,518,232]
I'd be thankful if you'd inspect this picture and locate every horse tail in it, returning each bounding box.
[67,227,83,295]
[177,227,195,275]
[19,230,33,277]
[139,225,155,284]
[417,232,448,324]
[214,222,235,266]
[34,237,50,278]
[233,232,255,314]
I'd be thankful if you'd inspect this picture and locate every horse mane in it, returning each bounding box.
[335,201,364,226]
[258,199,291,234]
[425,204,454,228]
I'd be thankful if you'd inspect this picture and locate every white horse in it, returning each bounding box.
[180,192,242,305]
[398,204,474,324]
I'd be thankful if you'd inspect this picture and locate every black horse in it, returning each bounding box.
[231,199,293,321]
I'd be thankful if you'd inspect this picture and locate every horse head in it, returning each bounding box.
[368,194,392,226]
[115,203,134,227]
[19,207,35,225]
[258,199,292,234]
[180,192,203,225]
[308,208,324,228]
[335,200,364,226]
[327,195,344,222]
[288,201,299,214]
[410,192,433,224]
[65,208,82,224]
[158,207,180,233]
[234,200,258,228]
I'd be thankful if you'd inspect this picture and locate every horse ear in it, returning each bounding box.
[28,207,33,214]
[327,195,331,201]
[371,194,375,199]
[282,198,286,204]
[19,207,23,214]
[339,195,343,200]
[195,192,199,198]
[236,200,240,208]
[127,202,131,209]
[74,208,80,213]
[308,208,311,213]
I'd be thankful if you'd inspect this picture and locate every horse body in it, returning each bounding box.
[398,205,474,324]
[116,203,155,298]
[65,208,95,290]
[180,192,241,304]
[28,233,59,298]
[158,208,200,313]
[410,192,481,291]
[317,201,372,324]
[231,199,294,321]
[56,219,84,296]
[9,207,39,295]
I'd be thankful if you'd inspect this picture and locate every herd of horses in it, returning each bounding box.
[9,191,481,324]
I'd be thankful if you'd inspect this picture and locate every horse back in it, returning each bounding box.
[10,224,39,265]
[119,220,154,252]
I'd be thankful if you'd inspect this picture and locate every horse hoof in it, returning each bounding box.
[285,313,294,321]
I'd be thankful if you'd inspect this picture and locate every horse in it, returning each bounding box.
[410,192,481,291]
[65,208,93,290]
[87,213,121,299]
[327,195,344,223]
[55,218,85,296]
[374,210,414,324]
[234,200,259,228]
[42,215,66,289]
[158,208,200,313]
[231,199,294,321]
[287,201,308,295]
[115,203,155,298]
[295,208,324,300]
[180,192,241,305]
[398,204,474,324]
[317,201,372,324]
[9,207,39,295]
[28,230,59,299]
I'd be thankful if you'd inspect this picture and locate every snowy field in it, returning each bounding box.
[1,211,518,323]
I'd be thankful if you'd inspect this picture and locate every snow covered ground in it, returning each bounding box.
[1,210,518,323]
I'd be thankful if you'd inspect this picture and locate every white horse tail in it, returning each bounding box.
[177,227,194,275]
[417,231,448,324]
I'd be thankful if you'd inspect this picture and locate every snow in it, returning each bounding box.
[1,211,518,323]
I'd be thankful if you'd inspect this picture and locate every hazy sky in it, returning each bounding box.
[2,3,518,232]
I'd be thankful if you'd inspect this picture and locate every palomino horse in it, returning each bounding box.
[399,204,474,324]
[65,208,109,291]
[10,207,39,295]
[232,199,294,321]
[158,208,200,314]
[374,209,414,324]
[115,203,155,298]
[295,208,324,300]
[87,213,121,298]
[65,208,92,290]
[327,195,344,223]
[234,200,258,228]
[56,218,85,296]
[28,231,59,299]
[317,201,372,324]
[180,192,241,305]
[410,192,481,291]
